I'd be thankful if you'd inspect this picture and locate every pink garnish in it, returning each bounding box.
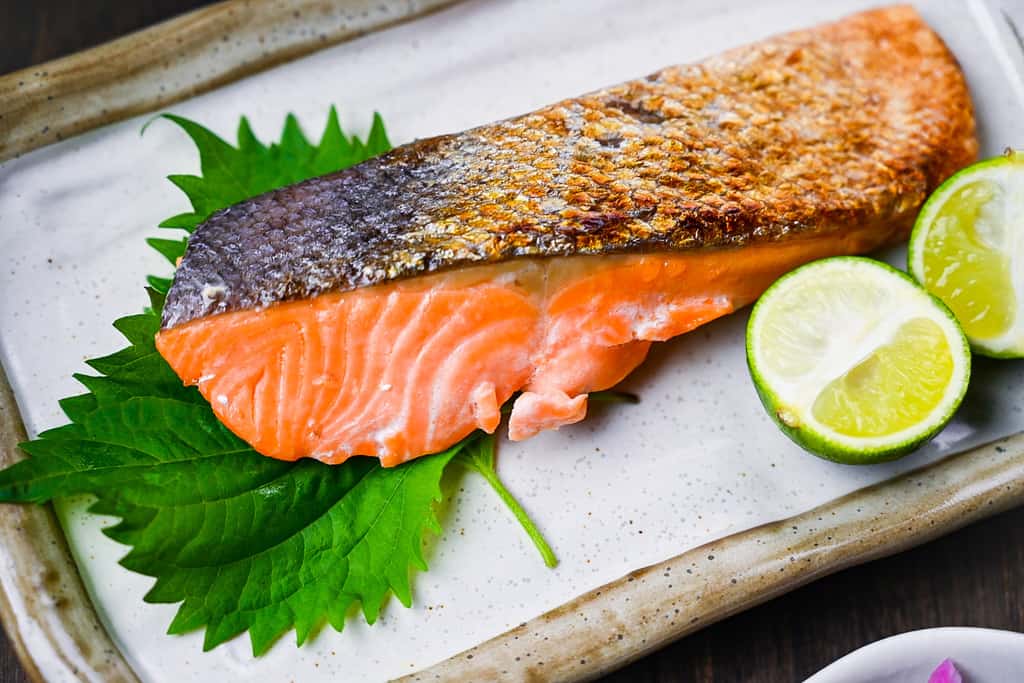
[927,659,963,683]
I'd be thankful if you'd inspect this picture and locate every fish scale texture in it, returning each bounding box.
[161,5,976,329]
[156,6,978,465]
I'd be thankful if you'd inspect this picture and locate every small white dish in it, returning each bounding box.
[806,627,1024,683]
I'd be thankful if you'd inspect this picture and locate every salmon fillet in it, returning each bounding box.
[156,5,977,466]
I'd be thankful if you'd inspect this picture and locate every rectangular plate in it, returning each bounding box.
[1,0,1024,681]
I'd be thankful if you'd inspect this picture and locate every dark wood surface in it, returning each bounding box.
[2,2,1022,681]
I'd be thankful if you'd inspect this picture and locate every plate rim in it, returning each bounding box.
[398,434,1024,681]
[0,0,458,163]
[2,1,1024,682]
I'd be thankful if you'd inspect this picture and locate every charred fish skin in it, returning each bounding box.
[161,5,977,330]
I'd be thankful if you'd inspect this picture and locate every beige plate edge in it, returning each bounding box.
[0,363,141,682]
[2,1,1023,681]
[400,432,1024,681]
[0,0,459,163]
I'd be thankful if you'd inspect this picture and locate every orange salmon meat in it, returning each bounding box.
[156,6,977,466]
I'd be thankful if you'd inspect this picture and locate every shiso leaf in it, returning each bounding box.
[0,108,572,655]
[0,262,464,655]
[154,107,391,244]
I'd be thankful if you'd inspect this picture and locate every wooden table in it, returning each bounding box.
[3,2,1022,681]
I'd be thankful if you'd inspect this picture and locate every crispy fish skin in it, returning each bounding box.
[162,5,976,329]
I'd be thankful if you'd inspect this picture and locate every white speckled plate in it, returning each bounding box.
[2,1,1024,681]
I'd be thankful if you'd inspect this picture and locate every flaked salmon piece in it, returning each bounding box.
[161,222,908,465]
[156,6,977,466]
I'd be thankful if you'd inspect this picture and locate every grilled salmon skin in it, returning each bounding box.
[157,5,977,466]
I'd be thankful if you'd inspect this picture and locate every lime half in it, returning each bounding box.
[909,151,1024,357]
[746,257,971,464]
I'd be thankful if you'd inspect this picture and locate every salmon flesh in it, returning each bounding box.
[157,6,977,466]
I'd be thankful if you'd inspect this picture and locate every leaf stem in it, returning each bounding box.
[476,461,558,568]
[461,435,558,568]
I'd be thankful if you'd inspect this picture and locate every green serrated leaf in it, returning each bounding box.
[0,301,467,653]
[236,116,265,154]
[114,441,460,654]
[312,106,352,175]
[147,275,174,294]
[146,238,189,265]
[57,394,98,424]
[146,287,167,315]
[158,212,205,231]
[366,112,392,155]
[0,106,581,657]
[155,107,387,247]
[161,115,254,208]
[276,114,317,181]
[0,108,452,654]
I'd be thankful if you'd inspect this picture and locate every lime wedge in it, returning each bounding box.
[746,257,970,464]
[908,151,1024,357]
